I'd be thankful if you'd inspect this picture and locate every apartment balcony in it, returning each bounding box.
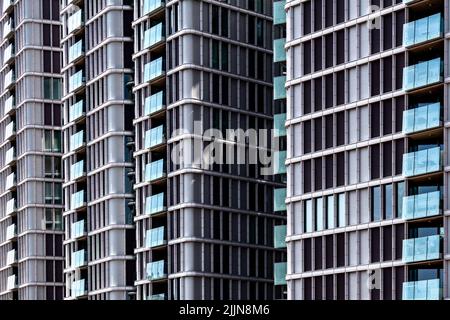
[273,38,286,63]
[274,151,286,175]
[5,198,16,216]
[274,76,286,100]
[67,10,84,35]
[403,103,441,135]
[3,43,14,65]
[403,279,442,300]
[274,188,287,212]
[4,121,15,141]
[6,274,17,291]
[71,220,87,239]
[402,191,441,220]
[144,125,165,149]
[3,19,14,40]
[146,260,167,281]
[70,190,86,211]
[402,147,442,178]
[147,293,165,300]
[5,147,15,166]
[4,95,15,116]
[143,57,164,83]
[71,279,87,298]
[5,173,16,191]
[68,70,85,93]
[70,160,85,181]
[144,91,165,116]
[70,130,85,152]
[145,226,166,248]
[4,69,15,90]
[145,193,165,215]
[2,0,13,15]
[145,159,165,182]
[273,1,286,25]
[403,235,441,263]
[69,100,85,123]
[274,262,287,286]
[6,249,17,265]
[68,40,84,64]
[142,0,164,16]
[403,13,443,48]
[274,113,286,137]
[403,58,443,92]
[71,249,87,268]
[274,225,287,249]
[6,224,16,241]
[143,23,164,50]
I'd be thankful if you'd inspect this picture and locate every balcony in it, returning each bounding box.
[402,147,442,178]
[274,225,287,249]
[142,0,164,16]
[6,274,17,291]
[4,121,15,140]
[146,260,166,280]
[6,224,16,241]
[5,147,15,166]
[4,95,15,116]
[274,151,286,175]
[147,293,165,300]
[403,13,443,48]
[145,193,165,215]
[6,198,16,216]
[143,23,164,49]
[273,1,286,25]
[274,76,286,100]
[71,190,86,210]
[403,58,442,92]
[274,113,286,137]
[402,191,440,220]
[5,172,15,190]
[70,160,85,181]
[71,220,86,239]
[144,91,164,116]
[145,159,165,182]
[273,38,286,63]
[3,19,14,40]
[68,40,84,63]
[3,43,14,65]
[2,0,13,15]
[6,249,17,265]
[145,226,165,248]
[70,131,85,152]
[67,10,84,34]
[403,235,441,263]
[71,249,87,268]
[403,279,442,300]
[143,57,164,82]
[403,103,441,135]
[71,279,87,298]
[69,70,85,93]
[274,188,287,212]
[4,69,15,90]
[274,262,287,285]
[144,125,165,149]
[69,100,84,123]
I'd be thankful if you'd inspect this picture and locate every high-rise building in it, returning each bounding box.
[60,0,135,300]
[285,0,446,300]
[133,0,285,300]
[0,0,64,300]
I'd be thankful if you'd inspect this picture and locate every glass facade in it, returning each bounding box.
[71,250,86,268]
[402,191,440,220]
[274,113,286,137]
[402,235,441,263]
[71,220,86,239]
[274,262,287,285]
[273,1,286,25]
[67,10,83,34]
[146,260,166,280]
[143,0,164,16]
[145,159,165,181]
[274,188,287,212]
[145,227,165,248]
[403,58,442,91]
[70,160,85,180]
[68,40,84,63]
[403,279,441,300]
[274,150,286,174]
[403,13,442,47]
[144,125,164,149]
[274,76,287,100]
[69,100,84,122]
[143,23,164,49]
[144,91,164,115]
[273,38,286,62]
[403,103,441,134]
[145,193,165,215]
[70,131,85,151]
[403,147,441,177]
[274,225,287,248]
[71,191,85,210]
[144,57,164,82]
[69,70,84,92]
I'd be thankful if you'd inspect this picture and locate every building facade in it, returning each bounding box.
[0,0,64,300]
[285,0,446,300]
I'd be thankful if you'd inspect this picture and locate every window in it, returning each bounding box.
[395,182,405,218]
[305,199,313,233]
[372,186,382,221]
[43,130,62,152]
[337,193,345,227]
[326,195,335,229]
[44,77,61,100]
[316,198,324,231]
[45,209,62,231]
[385,184,393,219]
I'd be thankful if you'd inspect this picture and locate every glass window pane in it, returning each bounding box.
[426,147,440,173]
[415,193,428,219]
[315,198,324,231]
[414,17,428,44]
[384,184,393,219]
[427,58,441,84]
[427,13,442,40]
[402,238,414,263]
[371,186,381,221]
[426,191,440,217]
[305,199,313,233]
[337,193,345,227]
[427,103,440,129]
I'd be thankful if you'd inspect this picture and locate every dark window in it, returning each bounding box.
[304,277,312,300]
[314,157,322,191]
[336,152,345,186]
[314,38,322,72]
[395,53,405,90]
[336,30,345,65]
[326,275,334,299]
[314,0,322,31]
[336,71,345,105]
[395,97,404,132]
[336,112,345,146]
[336,273,345,300]
[371,144,380,179]
[371,227,380,263]
[304,120,311,154]
[325,0,334,27]
[304,41,311,75]
[395,11,405,47]
[325,155,333,189]
[383,226,392,261]
[395,224,404,260]
[371,60,380,96]
[395,139,404,175]
[303,1,311,35]
[336,233,345,267]
[314,117,322,151]
[314,237,323,270]
[304,238,312,272]
[383,14,393,50]
[304,160,312,193]
[325,235,334,269]
[383,142,392,177]
[383,268,393,300]
[314,78,322,111]
[315,277,323,300]
[325,115,333,148]
[383,56,392,93]
[336,0,345,24]
[371,102,380,138]
[304,81,311,114]
[383,99,392,135]
[325,74,333,108]
[325,34,333,68]
[395,267,404,300]
[371,28,380,54]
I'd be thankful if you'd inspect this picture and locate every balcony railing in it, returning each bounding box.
[68,40,84,63]
[2,0,13,15]
[274,225,287,249]
[67,10,84,34]
[70,131,85,152]
[142,0,164,16]
[146,260,166,280]
[403,13,442,47]
[5,147,15,165]
[145,193,165,215]
[403,234,441,263]
[274,262,287,285]
[69,100,84,122]
[274,151,286,175]
[144,57,164,82]
[71,249,87,268]
[145,226,165,248]
[3,19,14,39]
[273,38,286,62]
[145,159,165,182]
[273,1,286,25]
[274,113,286,137]
[144,125,165,149]
[6,249,16,265]
[4,121,15,140]
[6,274,17,290]
[71,279,87,298]
[4,95,15,115]
[402,191,440,220]
[274,188,287,212]
[143,23,164,49]
[147,293,165,300]
[403,279,442,300]
[6,198,16,216]
[71,190,86,210]
[274,76,286,100]
[403,103,441,134]
[69,70,85,93]
[5,173,15,190]
[403,147,442,177]
[6,224,16,240]
[144,91,164,115]
[403,58,442,91]
[3,43,14,65]
[70,160,85,181]
[71,220,86,239]
[4,69,15,89]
